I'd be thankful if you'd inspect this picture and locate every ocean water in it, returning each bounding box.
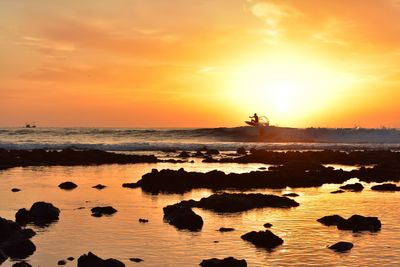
[0,162,399,266]
[1,127,400,151]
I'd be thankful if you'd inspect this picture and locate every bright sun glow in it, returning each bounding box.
[228,54,359,126]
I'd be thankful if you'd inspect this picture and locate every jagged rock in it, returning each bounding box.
[218,227,235,232]
[91,206,117,217]
[339,183,364,192]
[77,252,125,267]
[337,215,381,232]
[15,202,60,226]
[328,241,353,252]
[241,230,283,249]
[58,181,78,190]
[200,257,247,267]
[163,204,203,231]
[371,183,400,191]
[93,184,106,190]
[317,215,346,226]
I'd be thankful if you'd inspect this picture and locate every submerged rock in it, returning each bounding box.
[241,230,283,249]
[339,183,364,192]
[91,206,117,217]
[330,190,345,194]
[371,183,400,191]
[282,193,299,197]
[11,188,21,192]
[328,241,353,252]
[138,218,148,223]
[337,215,381,232]
[200,257,247,267]
[263,223,272,228]
[93,184,107,190]
[218,227,235,232]
[163,204,203,231]
[317,215,346,226]
[58,259,67,265]
[236,147,247,155]
[122,183,140,189]
[77,252,125,267]
[130,258,143,262]
[15,202,60,226]
[58,181,78,190]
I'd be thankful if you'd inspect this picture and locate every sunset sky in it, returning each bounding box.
[1,0,400,128]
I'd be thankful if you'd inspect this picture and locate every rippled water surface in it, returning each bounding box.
[1,162,399,266]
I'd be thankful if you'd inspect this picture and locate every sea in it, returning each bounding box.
[1,127,400,266]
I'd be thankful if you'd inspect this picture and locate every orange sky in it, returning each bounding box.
[1,0,400,128]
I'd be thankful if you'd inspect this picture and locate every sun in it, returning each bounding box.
[227,54,358,126]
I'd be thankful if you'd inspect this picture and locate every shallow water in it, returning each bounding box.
[1,162,399,266]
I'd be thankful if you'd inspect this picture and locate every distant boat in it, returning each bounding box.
[25,122,37,128]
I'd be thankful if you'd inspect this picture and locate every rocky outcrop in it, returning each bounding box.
[337,215,381,232]
[317,215,346,226]
[200,257,247,267]
[339,183,364,192]
[122,183,140,189]
[371,183,400,191]
[241,230,283,249]
[77,252,125,267]
[163,203,203,231]
[328,241,353,252]
[91,206,117,217]
[15,202,60,226]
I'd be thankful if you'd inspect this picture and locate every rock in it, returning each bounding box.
[138,218,148,223]
[58,259,67,265]
[263,223,272,228]
[67,256,75,261]
[328,241,353,252]
[12,262,32,267]
[241,230,283,249]
[0,249,7,264]
[339,183,364,192]
[178,151,190,158]
[77,252,125,267]
[191,193,299,213]
[15,202,60,226]
[130,258,144,262]
[218,227,235,232]
[163,204,203,231]
[236,147,247,155]
[282,193,299,197]
[200,257,247,267]
[371,183,400,191]
[330,190,345,194]
[337,215,381,232]
[194,151,204,157]
[122,183,140,189]
[93,184,106,190]
[11,188,21,192]
[59,181,78,190]
[317,215,346,226]
[91,206,117,216]
[206,149,220,155]
[92,213,103,218]
[258,167,267,170]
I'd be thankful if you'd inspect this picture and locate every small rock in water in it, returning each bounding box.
[236,147,247,155]
[218,227,235,232]
[241,230,283,249]
[12,262,32,267]
[90,206,117,216]
[58,259,67,265]
[130,257,144,262]
[330,190,345,194]
[258,167,267,170]
[58,181,78,190]
[122,183,140,189]
[11,188,21,192]
[371,183,400,191]
[328,241,353,252]
[78,252,125,267]
[206,149,220,155]
[15,201,60,226]
[282,193,299,197]
[92,184,106,190]
[337,214,381,232]
[178,151,190,158]
[139,218,149,223]
[200,257,247,267]
[317,215,346,226]
[263,223,272,228]
[67,256,75,261]
[339,183,364,192]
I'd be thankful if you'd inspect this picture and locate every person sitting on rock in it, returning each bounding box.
[249,113,259,124]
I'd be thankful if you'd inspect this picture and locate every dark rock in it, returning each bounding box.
[93,184,106,190]
[200,257,247,267]
[15,202,60,226]
[58,259,67,265]
[195,151,204,157]
[282,193,299,197]
[129,258,143,262]
[317,215,346,226]
[371,183,400,191]
[91,212,103,217]
[339,183,364,192]
[206,149,220,155]
[241,230,283,249]
[12,262,32,267]
[236,147,247,155]
[330,190,345,194]
[11,188,21,192]
[0,249,7,264]
[91,206,117,216]
[59,181,78,190]
[163,204,203,231]
[263,223,272,228]
[122,183,140,189]
[191,193,299,213]
[138,218,148,223]
[178,151,190,158]
[337,215,381,232]
[218,227,234,232]
[77,252,125,267]
[67,256,75,261]
[328,241,353,252]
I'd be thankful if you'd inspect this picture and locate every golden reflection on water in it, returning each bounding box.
[0,162,399,266]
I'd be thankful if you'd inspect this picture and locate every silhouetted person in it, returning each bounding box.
[249,113,259,124]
